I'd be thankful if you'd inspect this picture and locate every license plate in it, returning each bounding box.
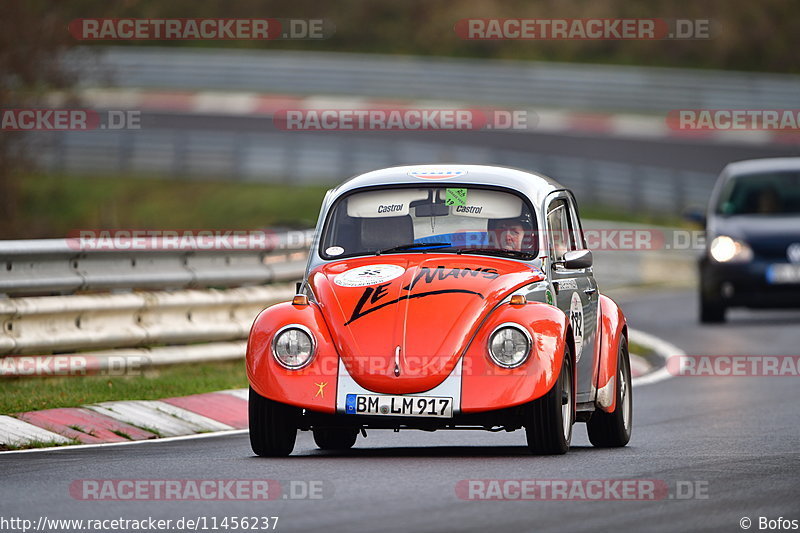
[345,394,453,418]
[767,264,800,284]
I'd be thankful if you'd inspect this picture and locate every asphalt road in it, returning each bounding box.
[2,288,798,533]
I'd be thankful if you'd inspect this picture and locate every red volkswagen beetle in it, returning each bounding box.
[247,165,631,456]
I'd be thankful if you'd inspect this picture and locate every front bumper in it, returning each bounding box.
[701,258,800,308]
[299,404,528,431]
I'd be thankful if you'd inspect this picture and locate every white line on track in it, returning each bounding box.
[629,328,682,387]
[0,429,248,455]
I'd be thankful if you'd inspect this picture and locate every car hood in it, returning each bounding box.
[309,254,543,394]
[710,215,800,259]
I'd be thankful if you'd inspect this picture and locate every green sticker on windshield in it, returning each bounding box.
[445,188,467,206]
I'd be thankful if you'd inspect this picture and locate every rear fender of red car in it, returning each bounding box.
[594,295,627,413]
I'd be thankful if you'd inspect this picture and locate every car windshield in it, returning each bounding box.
[716,171,800,216]
[320,186,538,259]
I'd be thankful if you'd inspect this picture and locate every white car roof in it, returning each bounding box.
[724,157,800,176]
[329,164,566,207]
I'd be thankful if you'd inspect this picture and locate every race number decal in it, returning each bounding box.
[334,264,405,287]
[569,291,584,362]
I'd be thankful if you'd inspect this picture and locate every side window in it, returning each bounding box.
[546,199,576,260]
[566,196,586,250]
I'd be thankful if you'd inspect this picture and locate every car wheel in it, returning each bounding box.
[249,387,300,457]
[312,428,358,450]
[525,344,574,455]
[699,268,726,323]
[587,337,633,447]
[700,293,726,323]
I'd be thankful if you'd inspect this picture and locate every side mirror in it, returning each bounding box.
[561,249,593,269]
[683,206,707,227]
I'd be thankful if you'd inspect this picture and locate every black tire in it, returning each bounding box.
[587,337,632,447]
[700,293,726,323]
[249,387,300,457]
[312,428,358,450]
[699,268,726,323]
[525,345,574,455]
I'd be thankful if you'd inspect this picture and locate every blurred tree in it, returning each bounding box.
[0,1,79,237]
[66,0,799,73]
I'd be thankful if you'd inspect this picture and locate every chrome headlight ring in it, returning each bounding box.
[271,324,316,369]
[487,323,532,368]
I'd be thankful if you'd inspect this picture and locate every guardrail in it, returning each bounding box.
[1,224,696,376]
[70,47,800,113]
[0,285,294,357]
[0,234,308,375]
[0,233,312,296]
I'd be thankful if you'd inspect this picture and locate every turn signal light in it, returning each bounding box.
[510,295,527,305]
[292,295,309,306]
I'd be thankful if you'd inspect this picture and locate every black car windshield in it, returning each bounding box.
[716,171,800,216]
[320,186,538,259]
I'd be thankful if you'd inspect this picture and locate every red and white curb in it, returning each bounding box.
[0,329,678,452]
[0,415,72,448]
[49,88,800,146]
[86,400,235,437]
[0,390,248,451]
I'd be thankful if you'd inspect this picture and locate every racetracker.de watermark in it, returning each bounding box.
[1,109,140,131]
[69,18,332,40]
[68,228,709,254]
[273,108,536,131]
[667,355,800,377]
[455,228,707,252]
[69,479,330,501]
[0,355,147,378]
[667,109,800,131]
[455,18,712,40]
[456,479,709,500]
[67,230,312,251]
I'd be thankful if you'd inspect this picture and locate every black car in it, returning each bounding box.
[695,158,800,323]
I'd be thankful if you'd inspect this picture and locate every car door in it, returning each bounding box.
[564,193,599,401]
[545,193,598,402]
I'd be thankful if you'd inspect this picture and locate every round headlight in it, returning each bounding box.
[709,235,753,263]
[272,325,315,369]
[488,324,531,368]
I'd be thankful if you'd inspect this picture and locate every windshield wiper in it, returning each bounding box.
[455,247,536,260]
[375,242,452,255]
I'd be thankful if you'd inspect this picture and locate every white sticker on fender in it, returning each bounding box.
[334,264,406,287]
[570,291,584,362]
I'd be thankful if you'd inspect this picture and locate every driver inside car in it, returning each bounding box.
[488,215,534,251]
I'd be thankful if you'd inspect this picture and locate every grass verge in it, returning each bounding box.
[14,173,330,238]
[0,360,248,415]
[0,439,80,452]
[629,339,665,370]
[11,173,688,239]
